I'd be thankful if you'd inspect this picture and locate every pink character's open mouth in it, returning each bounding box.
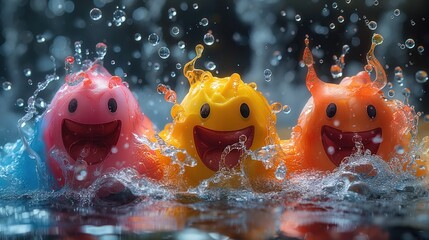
[62,119,121,165]
[321,125,382,166]
[193,126,254,171]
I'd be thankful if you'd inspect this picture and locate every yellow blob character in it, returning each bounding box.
[159,45,284,190]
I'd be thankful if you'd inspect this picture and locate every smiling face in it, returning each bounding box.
[288,35,413,172]
[160,45,280,187]
[43,63,156,188]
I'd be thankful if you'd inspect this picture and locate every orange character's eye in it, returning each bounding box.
[200,103,210,118]
[108,98,117,113]
[326,103,337,118]
[367,104,376,119]
[68,98,78,113]
[240,103,250,118]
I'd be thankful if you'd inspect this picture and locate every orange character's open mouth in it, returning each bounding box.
[321,125,382,166]
[62,119,121,165]
[193,126,254,171]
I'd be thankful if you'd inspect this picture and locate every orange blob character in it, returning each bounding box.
[285,34,415,173]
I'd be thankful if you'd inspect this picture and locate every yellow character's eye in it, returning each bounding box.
[367,104,376,119]
[326,103,337,118]
[108,98,117,113]
[240,103,250,118]
[68,98,78,113]
[200,103,210,118]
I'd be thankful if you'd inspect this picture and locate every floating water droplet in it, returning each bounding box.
[171,26,180,36]
[28,79,33,85]
[199,18,209,26]
[205,61,216,70]
[35,98,46,109]
[112,9,126,26]
[388,89,395,97]
[176,63,182,69]
[395,145,405,155]
[16,98,24,107]
[364,64,373,73]
[275,162,287,180]
[394,66,404,84]
[168,8,177,19]
[2,81,12,91]
[178,40,186,49]
[111,60,115,65]
[192,3,199,9]
[405,38,415,49]
[415,70,428,83]
[410,20,416,26]
[295,14,301,22]
[280,10,286,17]
[271,102,282,114]
[264,68,272,78]
[331,65,343,78]
[90,8,102,20]
[134,33,142,41]
[203,32,215,45]
[371,33,383,45]
[346,0,351,3]
[36,35,46,43]
[23,68,32,77]
[148,33,160,46]
[329,23,335,29]
[332,2,338,8]
[171,71,176,77]
[95,42,107,59]
[374,0,379,6]
[394,9,400,16]
[368,21,377,30]
[282,105,291,114]
[158,47,170,59]
[153,63,160,71]
[327,146,335,155]
[338,16,344,23]
[417,45,424,54]
[402,87,411,98]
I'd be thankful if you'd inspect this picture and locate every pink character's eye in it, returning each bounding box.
[68,98,78,113]
[326,103,337,118]
[367,104,376,119]
[108,98,117,113]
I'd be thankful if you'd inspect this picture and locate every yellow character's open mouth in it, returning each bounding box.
[193,125,254,171]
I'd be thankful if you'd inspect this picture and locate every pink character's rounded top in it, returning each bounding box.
[42,63,159,188]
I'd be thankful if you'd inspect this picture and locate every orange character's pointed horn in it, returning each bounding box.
[303,36,325,93]
[366,33,387,90]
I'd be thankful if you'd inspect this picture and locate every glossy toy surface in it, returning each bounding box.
[41,62,161,189]
[285,34,415,173]
[159,45,283,190]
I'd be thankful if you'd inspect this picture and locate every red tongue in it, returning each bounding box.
[203,148,242,171]
[69,141,111,165]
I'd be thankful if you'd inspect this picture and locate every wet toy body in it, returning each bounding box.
[159,45,283,190]
[285,34,414,173]
[40,63,162,189]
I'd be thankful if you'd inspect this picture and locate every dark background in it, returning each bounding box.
[1,0,428,144]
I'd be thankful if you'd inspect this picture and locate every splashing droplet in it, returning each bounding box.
[394,66,404,84]
[148,33,160,46]
[134,33,142,41]
[112,9,126,26]
[282,105,291,114]
[178,41,186,49]
[95,42,107,59]
[2,81,12,91]
[368,21,378,30]
[417,45,424,54]
[16,98,24,107]
[203,32,215,45]
[275,162,287,180]
[295,14,301,22]
[405,38,415,49]
[199,18,209,26]
[23,68,32,77]
[90,8,102,20]
[168,8,177,19]
[205,61,216,70]
[157,84,177,103]
[415,70,428,83]
[338,16,344,23]
[271,102,283,114]
[192,3,199,9]
[394,9,400,16]
[158,47,171,59]
[171,26,180,36]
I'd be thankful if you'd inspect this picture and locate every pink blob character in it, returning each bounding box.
[42,63,162,189]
